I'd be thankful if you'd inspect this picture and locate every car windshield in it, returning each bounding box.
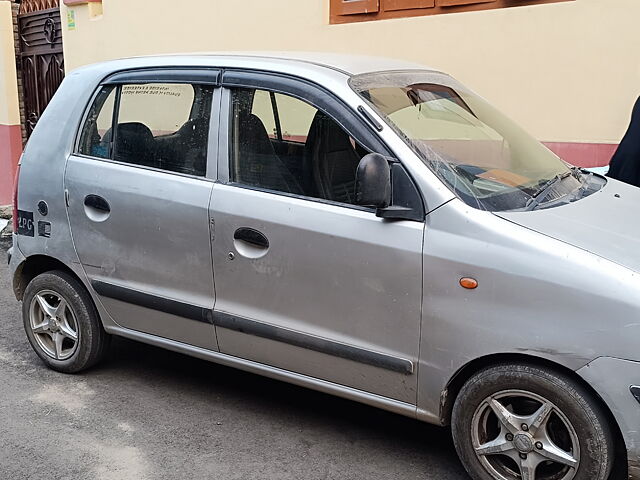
[350,71,584,211]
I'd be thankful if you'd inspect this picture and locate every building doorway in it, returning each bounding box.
[18,0,64,138]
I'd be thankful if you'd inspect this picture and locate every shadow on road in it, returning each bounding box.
[102,335,460,463]
[0,244,467,478]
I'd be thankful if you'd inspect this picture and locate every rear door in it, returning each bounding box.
[65,70,221,350]
[210,72,425,404]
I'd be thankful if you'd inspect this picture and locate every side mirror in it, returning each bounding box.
[355,153,391,208]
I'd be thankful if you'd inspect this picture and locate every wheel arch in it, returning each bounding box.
[13,254,83,301]
[440,352,628,477]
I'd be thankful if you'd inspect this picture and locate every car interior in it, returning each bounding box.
[79,84,213,177]
[111,85,213,177]
[81,84,368,203]
[232,88,369,205]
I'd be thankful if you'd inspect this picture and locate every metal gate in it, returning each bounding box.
[18,6,64,138]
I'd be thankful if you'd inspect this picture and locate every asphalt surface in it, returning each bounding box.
[0,242,468,480]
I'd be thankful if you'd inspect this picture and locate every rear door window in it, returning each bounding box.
[78,85,116,159]
[118,84,194,137]
[77,82,214,177]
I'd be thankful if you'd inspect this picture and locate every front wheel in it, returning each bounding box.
[23,270,110,373]
[452,363,614,480]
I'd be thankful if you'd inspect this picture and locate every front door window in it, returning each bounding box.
[230,88,368,205]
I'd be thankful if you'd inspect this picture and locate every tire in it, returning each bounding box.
[451,363,614,480]
[22,270,110,373]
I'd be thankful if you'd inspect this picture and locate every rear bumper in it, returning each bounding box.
[8,233,23,268]
[577,357,640,479]
[8,234,25,298]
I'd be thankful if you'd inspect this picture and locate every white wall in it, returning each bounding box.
[60,0,640,144]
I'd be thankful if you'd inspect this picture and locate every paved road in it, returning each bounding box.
[0,243,468,480]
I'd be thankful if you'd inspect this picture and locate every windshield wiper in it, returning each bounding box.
[525,171,572,211]
[569,165,583,180]
[571,171,593,201]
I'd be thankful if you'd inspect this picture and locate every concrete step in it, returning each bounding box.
[0,205,11,220]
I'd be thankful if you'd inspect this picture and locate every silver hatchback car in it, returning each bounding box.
[8,53,640,480]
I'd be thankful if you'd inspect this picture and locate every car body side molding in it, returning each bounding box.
[213,311,414,375]
[91,280,414,374]
[91,280,213,324]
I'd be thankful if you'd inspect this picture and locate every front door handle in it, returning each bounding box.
[84,194,110,213]
[234,227,269,249]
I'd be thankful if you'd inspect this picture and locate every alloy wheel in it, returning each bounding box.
[471,389,580,480]
[29,289,79,361]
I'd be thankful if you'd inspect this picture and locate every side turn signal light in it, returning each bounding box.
[460,277,478,290]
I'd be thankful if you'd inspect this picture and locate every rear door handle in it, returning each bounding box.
[84,194,111,213]
[234,227,269,249]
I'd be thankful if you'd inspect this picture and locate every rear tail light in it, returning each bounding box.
[12,164,20,233]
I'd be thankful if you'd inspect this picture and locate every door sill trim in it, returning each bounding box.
[105,325,418,419]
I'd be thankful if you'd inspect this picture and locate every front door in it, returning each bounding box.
[210,79,424,403]
[65,74,219,350]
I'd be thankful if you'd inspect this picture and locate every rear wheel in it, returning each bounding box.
[452,363,614,480]
[23,270,110,373]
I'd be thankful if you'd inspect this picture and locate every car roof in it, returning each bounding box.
[77,52,438,78]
